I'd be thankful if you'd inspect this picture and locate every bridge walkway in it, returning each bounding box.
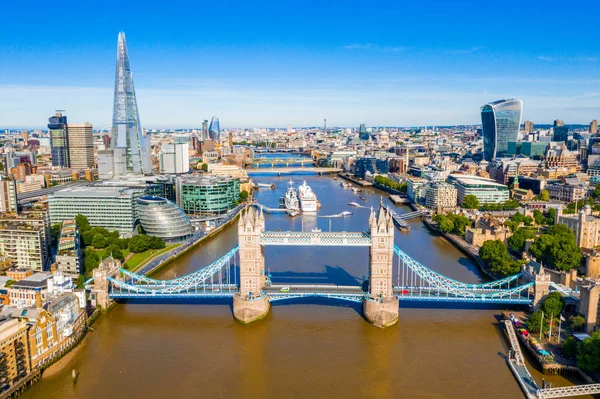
[503,320,539,398]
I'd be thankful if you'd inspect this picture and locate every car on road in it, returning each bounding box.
[280,287,290,292]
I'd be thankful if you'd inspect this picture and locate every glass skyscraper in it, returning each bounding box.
[48,111,70,167]
[111,32,151,175]
[480,99,523,161]
[208,116,220,141]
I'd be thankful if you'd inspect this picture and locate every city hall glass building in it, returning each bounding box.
[481,99,523,161]
[137,196,192,241]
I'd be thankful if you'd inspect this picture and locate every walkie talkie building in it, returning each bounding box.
[481,99,523,161]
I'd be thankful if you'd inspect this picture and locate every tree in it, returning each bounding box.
[479,240,519,276]
[569,315,586,332]
[81,230,95,247]
[504,220,519,233]
[593,185,600,200]
[547,208,556,225]
[84,248,101,276]
[578,332,600,370]
[433,214,453,233]
[148,236,166,250]
[103,244,124,262]
[462,194,480,210]
[76,274,86,289]
[542,292,564,319]
[75,214,91,232]
[201,163,208,172]
[533,210,546,226]
[540,190,550,201]
[50,222,62,246]
[529,225,582,271]
[507,228,536,253]
[240,190,249,201]
[563,336,578,358]
[91,234,107,249]
[129,235,150,253]
[448,214,470,236]
[116,238,130,249]
[526,310,549,334]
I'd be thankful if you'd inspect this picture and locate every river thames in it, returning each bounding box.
[24,174,589,399]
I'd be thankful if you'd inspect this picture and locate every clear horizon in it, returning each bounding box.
[1,0,599,129]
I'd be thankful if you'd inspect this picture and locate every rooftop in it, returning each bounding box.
[50,185,141,199]
[448,174,507,189]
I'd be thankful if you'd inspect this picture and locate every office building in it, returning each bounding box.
[0,214,49,271]
[67,123,94,169]
[546,183,587,203]
[480,99,523,161]
[202,120,209,141]
[425,182,457,211]
[359,124,369,140]
[521,141,547,160]
[4,151,35,170]
[355,157,389,178]
[448,174,510,205]
[176,176,240,215]
[0,177,17,213]
[591,120,599,135]
[48,185,143,233]
[524,120,534,133]
[111,32,151,176]
[553,125,569,143]
[159,143,189,174]
[48,111,70,167]
[55,219,82,279]
[208,116,220,141]
[137,196,192,241]
[0,318,31,386]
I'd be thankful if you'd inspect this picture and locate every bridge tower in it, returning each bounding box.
[363,204,399,328]
[233,207,270,324]
[90,256,121,310]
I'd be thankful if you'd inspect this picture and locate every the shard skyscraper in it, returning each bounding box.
[111,32,151,175]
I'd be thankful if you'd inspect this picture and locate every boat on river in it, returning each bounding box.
[298,181,318,213]
[348,202,361,207]
[283,180,299,212]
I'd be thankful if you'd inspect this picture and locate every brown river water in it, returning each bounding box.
[23,174,590,399]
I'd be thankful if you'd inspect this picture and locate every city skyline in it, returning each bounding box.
[1,1,599,128]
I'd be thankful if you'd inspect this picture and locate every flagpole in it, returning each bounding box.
[540,310,544,341]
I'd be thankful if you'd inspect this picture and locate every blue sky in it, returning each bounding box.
[1,0,599,128]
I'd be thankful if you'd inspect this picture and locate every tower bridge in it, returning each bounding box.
[93,205,569,328]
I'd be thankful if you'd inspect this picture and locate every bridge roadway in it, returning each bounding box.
[247,167,341,175]
[260,231,372,246]
[109,282,533,305]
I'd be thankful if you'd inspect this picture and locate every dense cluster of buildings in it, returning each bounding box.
[3,28,600,392]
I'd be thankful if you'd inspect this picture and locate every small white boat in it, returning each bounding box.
[340,182,352,188]
[340,211,353,217]
[348,202,361,207]
[351,187,362,193]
